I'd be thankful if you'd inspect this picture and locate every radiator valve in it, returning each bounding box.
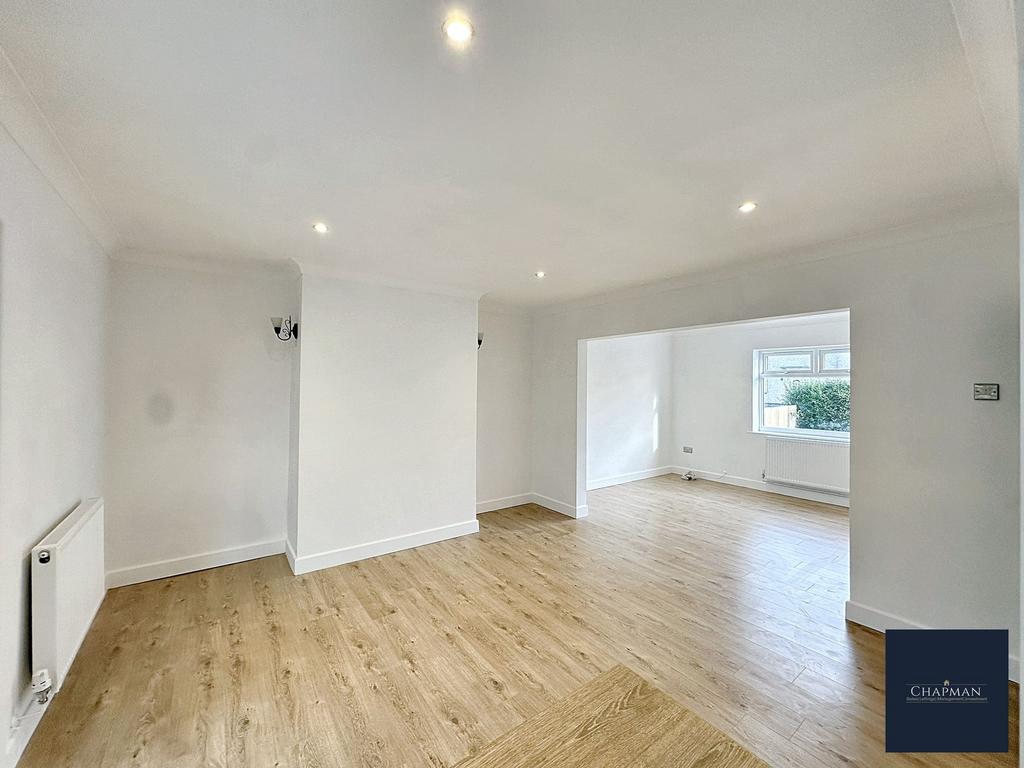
[31,670,52,705]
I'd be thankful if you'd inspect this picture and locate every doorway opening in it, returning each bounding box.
[577,310,851,616]
[579,310,851,506]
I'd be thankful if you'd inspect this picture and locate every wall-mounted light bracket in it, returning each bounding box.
[272,316,299,342]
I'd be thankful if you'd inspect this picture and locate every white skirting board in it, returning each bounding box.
[285,538,299,573]
[288,519,480,575]
[846,600,1020,683]
[577,466,849,507]
[671,468,849,507]
[586,466,677,490]
[476,493,535,514]
[530,493,588,519]
[476,492,588,519]
[479,469,842,519]
[106,539,286,588]
[4,686,48,768]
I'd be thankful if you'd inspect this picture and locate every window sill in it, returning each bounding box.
[748,430,850,444]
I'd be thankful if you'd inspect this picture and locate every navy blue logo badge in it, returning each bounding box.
[886,629,1008,753]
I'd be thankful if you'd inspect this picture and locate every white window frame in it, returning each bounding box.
[753,345,850,441]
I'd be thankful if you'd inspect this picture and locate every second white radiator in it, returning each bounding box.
[764,438,849,495]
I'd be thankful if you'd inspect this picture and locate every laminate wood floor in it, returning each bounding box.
[452,664,768,768]
[20,476,1018,767]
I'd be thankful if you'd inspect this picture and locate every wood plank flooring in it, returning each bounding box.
[19,476,1019,767]
[452,664,768,768]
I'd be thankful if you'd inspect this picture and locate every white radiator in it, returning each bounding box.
[31,497,106,696]
[764,438,849,496]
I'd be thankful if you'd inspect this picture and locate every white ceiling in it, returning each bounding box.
[0,1,1017,305]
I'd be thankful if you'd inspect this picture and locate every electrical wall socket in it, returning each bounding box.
[682,446,694,454]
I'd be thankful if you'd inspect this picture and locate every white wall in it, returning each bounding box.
[290,277,478,572]
[476,308,533,510]
[0,127,108,765]
[532,221,1019,670]
[671,313,849,492]
[105,259,296,585]
[586,332,673,487]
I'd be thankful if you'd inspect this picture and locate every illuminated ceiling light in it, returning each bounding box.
[534,271,546,279]
[312,222,329,234]
[738,201,758,214]
[443,15,474,46]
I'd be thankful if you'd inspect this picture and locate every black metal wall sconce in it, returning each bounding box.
[272,316,299,342]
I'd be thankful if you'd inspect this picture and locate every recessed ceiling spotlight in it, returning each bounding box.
[738,201,758,214]
[534,271,546,279]
[312,222,329,234]
[443,15,474,46]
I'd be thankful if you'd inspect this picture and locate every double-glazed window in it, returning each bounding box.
[755,346,850,439]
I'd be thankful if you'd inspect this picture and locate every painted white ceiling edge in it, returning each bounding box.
[111,249,485,302]
[112,200,1015,321]
[0,44,118,253]
[948,0,1020,190]
[81,205,1024,318]
[519,205,1018,319]
[117,202,1017,318]
[111,249,301,281]
[293,261,484,301]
